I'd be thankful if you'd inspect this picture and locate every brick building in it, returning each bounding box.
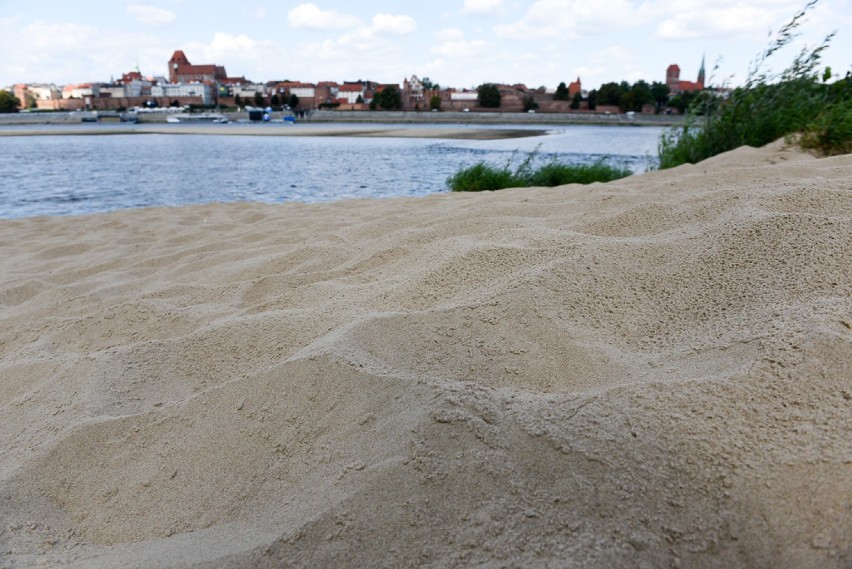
[167,50,227,84]
[666,56,705,94]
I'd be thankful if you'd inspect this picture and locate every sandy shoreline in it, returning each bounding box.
[1,141,850,568]
[0,124,547,140]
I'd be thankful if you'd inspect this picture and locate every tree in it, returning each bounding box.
[0,91,21,113]
[669,91,698,114]
[587,89,598,111]
[597,82,624,106]
[288,94,299,109]
[421,77,441,90]
[523,95,539,112]
[554,81,570,101]
[356,94,364,104]
[619,91,637,113]
[477,83,501,108]
[253,92,265,107]
[650,81,671,109]
[375,85,402,109]
[629,80,654,112]
[429,95,442,111]
[234,94,243,107]
[570,91,582,110]
[270,94,281,109]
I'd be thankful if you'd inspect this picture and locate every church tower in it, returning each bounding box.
[697,54,706,90]
[168,50,191,83]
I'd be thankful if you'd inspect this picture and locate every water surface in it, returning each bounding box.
[0,123,663,219]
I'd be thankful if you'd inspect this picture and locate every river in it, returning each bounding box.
[0,123,665,219]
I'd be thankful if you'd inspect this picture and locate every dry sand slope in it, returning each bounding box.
[0,141,850,568]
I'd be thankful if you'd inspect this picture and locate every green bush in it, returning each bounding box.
[447,163,526,192]
[799,77,852,155]
[658,0,849,168]
[447,150,632,192]
[528,162,632,187]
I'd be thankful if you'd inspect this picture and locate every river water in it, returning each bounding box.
[0,123,665,219]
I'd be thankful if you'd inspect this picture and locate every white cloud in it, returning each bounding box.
[656,7,771,39]
[313,12,417,56]
[22,21,99,51]
[429,28,485,58]
[189,32,263,59]
[495,0,637,39]
[432,39,486,57]
[371,13,416,35]
[591,45,638,65]
[288,3,361,31]
[126,4,176,26]
[435,28,465,41]
[650,0,805,40]
[575,66,606,79]
[183,33,278,80]
[463,0,503,15]
[0,18,169,84]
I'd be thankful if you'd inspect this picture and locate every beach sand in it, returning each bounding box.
[0,140,850,568]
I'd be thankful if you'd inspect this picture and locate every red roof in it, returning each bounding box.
[339,84,364,92]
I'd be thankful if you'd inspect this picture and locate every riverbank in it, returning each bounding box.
[0,123,547,140]
[303,109,684,126]
[1,140,849,568]
[0,109,685,127]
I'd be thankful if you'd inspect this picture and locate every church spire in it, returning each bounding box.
[697,53,706,89]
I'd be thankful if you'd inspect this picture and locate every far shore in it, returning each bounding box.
[0,108,684,129]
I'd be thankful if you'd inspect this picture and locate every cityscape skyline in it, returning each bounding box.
[1,0,849,91]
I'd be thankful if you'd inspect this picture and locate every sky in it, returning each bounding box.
[1,0,849,91]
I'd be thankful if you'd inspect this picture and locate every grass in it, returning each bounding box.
[658,0,850,169]
[447,149,633,192]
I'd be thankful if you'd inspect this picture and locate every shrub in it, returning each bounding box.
[799,75,852,155]
[448,149,632,192]
[528,162,632,187]
[447,163,525,192]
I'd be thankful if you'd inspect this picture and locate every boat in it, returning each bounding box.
[165,113,228,124]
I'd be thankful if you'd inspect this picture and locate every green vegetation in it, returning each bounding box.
[570,91,582,110]
[477,83,501,108]
[658,0,850,168]
[447,150,632,192]
[421,77,441,91]
[429,95,442,111]
[554,82,570,101]
[0,91,21,113]
[373,85,402,110]
[592,79,665,112]
[523,95,539,112]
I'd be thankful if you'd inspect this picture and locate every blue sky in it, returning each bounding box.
[1,0,849,90]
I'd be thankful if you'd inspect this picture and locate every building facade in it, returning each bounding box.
[666,56,705,94]
[168,50,227,84]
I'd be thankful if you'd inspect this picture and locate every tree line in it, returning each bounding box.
[471,79,696,113]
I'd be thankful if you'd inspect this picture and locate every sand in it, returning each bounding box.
[0,140,850,568]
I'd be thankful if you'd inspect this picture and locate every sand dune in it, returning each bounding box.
[1,140,850,568]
